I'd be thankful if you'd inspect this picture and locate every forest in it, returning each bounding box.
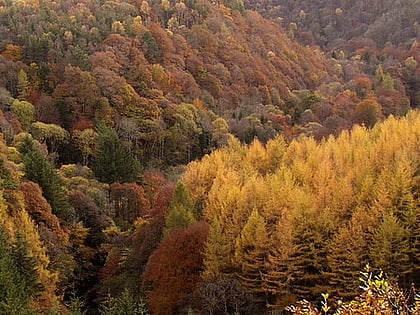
[0,0,419,314]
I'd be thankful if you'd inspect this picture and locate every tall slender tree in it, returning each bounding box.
[93,124,142,184]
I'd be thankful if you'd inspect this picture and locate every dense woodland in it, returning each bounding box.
[0,0,419,314]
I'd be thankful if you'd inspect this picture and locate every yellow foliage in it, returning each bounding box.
[183,110,420,297]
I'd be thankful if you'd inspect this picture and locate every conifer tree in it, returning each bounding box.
[327,222,368,300]
[93,124,142,184]
[100,290,148,315]
[18,136,71,219]
[234,210,270,301]
[164,181,197,234]
[262,218,295,309]
[0,228,40,315]
[202,218,233,281]
[17,69,29,101]
[369,214,412,284]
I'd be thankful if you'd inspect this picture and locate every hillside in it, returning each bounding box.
[245,0,420,48]
[0,0,342,166]
[0,0,418,314]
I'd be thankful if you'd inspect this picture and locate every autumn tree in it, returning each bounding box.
[110,183,150,226]
[234,210,270,303]
[10,99,35,131]
[143,222,209,315]
[18,136,71,220]
[353,97,382,128]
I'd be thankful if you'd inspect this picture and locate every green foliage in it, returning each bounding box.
[10,99,35,130]
[0,228,41,315]
[30,122,69,154]
[164,181,197,234]
[93,124,142,184]
[100,290,148,315]
[141,31,162,64]
[287,267,420,314]
[18,136,71,219]
[17,69,29,101]
[66,295,86,315]
[222,0,245,13]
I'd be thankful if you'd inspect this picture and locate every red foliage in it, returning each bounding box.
[71,119,95,131]
[143,169,174,217]
[142,221,209,315]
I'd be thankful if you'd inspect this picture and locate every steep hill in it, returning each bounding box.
[0,0,341,165]
[245,0,420,48]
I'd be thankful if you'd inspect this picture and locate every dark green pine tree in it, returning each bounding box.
[0,229,41,315]
[18,136,71,220]
[93,125,142,184]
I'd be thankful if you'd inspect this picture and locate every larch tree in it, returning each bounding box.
[369,214,412,285]
[234,209,271,302]
[164,181,197,235]
[202,217,233,281]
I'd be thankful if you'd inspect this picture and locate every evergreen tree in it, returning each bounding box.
[164,181,196,234]
[100,290,148,315]
[17,69,29,100]
[18,136,71,219]
[93,124,142,184]
[0,228,40,315]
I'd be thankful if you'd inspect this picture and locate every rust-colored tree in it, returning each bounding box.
[142,221,209,315]
[110,183,151,226]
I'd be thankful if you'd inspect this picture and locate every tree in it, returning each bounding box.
[100,290,148,315]
[71,128,98,166]
[18,136,71,220]
[234,210,270,302]
[17,69,29,101]
[0,227,40,315]
[10,99,35,130]
[30,122,69,155]
[110,183,150,226]
[143,222,209,315]
[369,214,412,284]
[164,181,196,234]
[93,124,142,184]
[326,220,369,301]
[202,218,233,281]
[353,97,382,128]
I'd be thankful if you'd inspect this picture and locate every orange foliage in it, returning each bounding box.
[1,44,23,61]
[143,221,209,315]
[20,181,65,236]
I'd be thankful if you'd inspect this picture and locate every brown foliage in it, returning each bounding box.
[110,182,151,224]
